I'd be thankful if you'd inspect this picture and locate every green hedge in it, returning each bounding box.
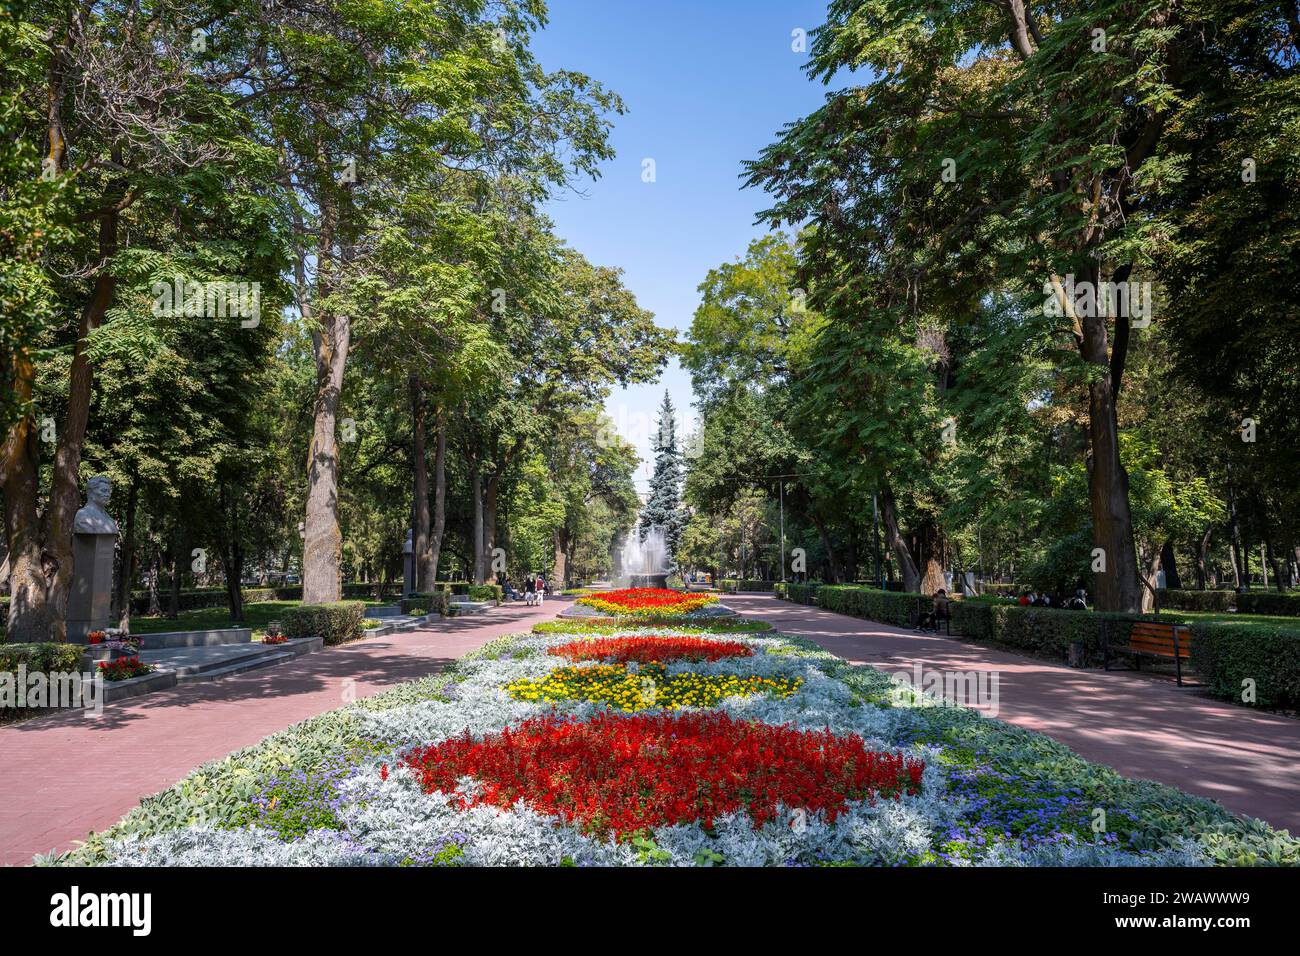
[282,601,365,645]
[0,642,85,673]
[816,585,920,626]
[777,582,821,605]
[401,591,450,616]
[1191,621,1300,709]
[1235,591,1300,617]
[1157,588,1235,612]
[816,585,1161,666]
[718,579,776,593]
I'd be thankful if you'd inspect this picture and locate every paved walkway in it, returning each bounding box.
[728,594,1300,834]
[0,598,567,866]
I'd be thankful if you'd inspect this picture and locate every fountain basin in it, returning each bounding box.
[627,573,669,589]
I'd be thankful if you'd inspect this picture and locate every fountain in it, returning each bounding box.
[622,524,670,590]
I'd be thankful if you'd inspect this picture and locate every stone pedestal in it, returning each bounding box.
[402,529,415,598]
[68,474,119,643]
[67,532,116,642]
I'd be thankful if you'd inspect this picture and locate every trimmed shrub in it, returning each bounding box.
[0,642,85,673]
[816,585,920,626]
[1158,589,1234,612]
[282,602,365,645]
[949,599,995,640]
[1234,591,1300,617]
[815,585,1165,666]
[467,584,503,604]
[402,591,450,616]
[718,579,775,594]
[779,582,821,605]
[1191,620,1300,709]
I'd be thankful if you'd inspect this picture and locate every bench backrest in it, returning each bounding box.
[1126,621,1191,659]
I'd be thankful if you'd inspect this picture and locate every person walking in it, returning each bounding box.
[524,576,536,606]
[535,573,546,604]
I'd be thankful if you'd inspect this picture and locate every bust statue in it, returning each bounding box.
[73,475,119,535]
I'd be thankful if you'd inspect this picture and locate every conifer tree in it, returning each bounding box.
[639,391,687,570]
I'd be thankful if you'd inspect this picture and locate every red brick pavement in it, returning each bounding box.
[727,593,1300,834]
[0,597,567,865]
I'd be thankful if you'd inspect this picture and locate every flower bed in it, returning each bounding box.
[577,587,717,618]
[401,711,922,837]
[549,634,753,664]
[97,656,155,681]
[50,627,1300,867]
[505,662,800,709]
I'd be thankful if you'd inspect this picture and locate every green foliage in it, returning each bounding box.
[401,591,449,617]
[777,582,821,605]
[1235,592,1300,617]
[817,585,921,627]
[1191,620,1300,710]
[0,642,84,672]
[282,602,366,646]
[1159,589,1235,613]
[717,579,776,593]
[467,584,503,604]
[639,391,688,568]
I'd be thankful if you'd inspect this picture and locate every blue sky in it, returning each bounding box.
[533,0,836,487]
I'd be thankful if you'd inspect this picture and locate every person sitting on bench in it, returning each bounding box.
[917,589,951,632]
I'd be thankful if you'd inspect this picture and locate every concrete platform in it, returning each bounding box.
[141,637,322,683]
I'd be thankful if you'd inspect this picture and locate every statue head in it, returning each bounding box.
[86,475,111,508]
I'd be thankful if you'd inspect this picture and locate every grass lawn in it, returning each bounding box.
[129,600,390,640]
[1150,609,1300,629]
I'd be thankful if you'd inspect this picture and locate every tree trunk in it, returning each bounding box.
[168,532,183,619]
[1078,278,1141,612]
[1226,480,1245,591]
[1139,542,1162,613]
[917,515,946,595]
[44,184,122,640]
[809,512,841,584]
[1195,527,1211,590]
[1265,540,1285,591]
[1160,539,1182,590]
[410,376,432,591]
[471,465,485,584]
[429,408,446,586]
[483,472,499,579]
[147,542,162,617]
[220,483,244,623]
[301,193,347,605]
[2,393,57,642]
[553,527,569,590]
[115,472,139,629]
[879,486,921,593]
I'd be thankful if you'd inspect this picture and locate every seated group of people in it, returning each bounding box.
[1006,589,1088,610]
[914,585,1090,632]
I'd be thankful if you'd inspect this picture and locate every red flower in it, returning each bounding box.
[400,712,923,839]
[549,635,753,664]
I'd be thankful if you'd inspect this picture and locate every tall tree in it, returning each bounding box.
[640,391,687,570]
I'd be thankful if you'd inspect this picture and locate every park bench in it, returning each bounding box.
[911,596,952,636]
[1103,620,1192,686]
